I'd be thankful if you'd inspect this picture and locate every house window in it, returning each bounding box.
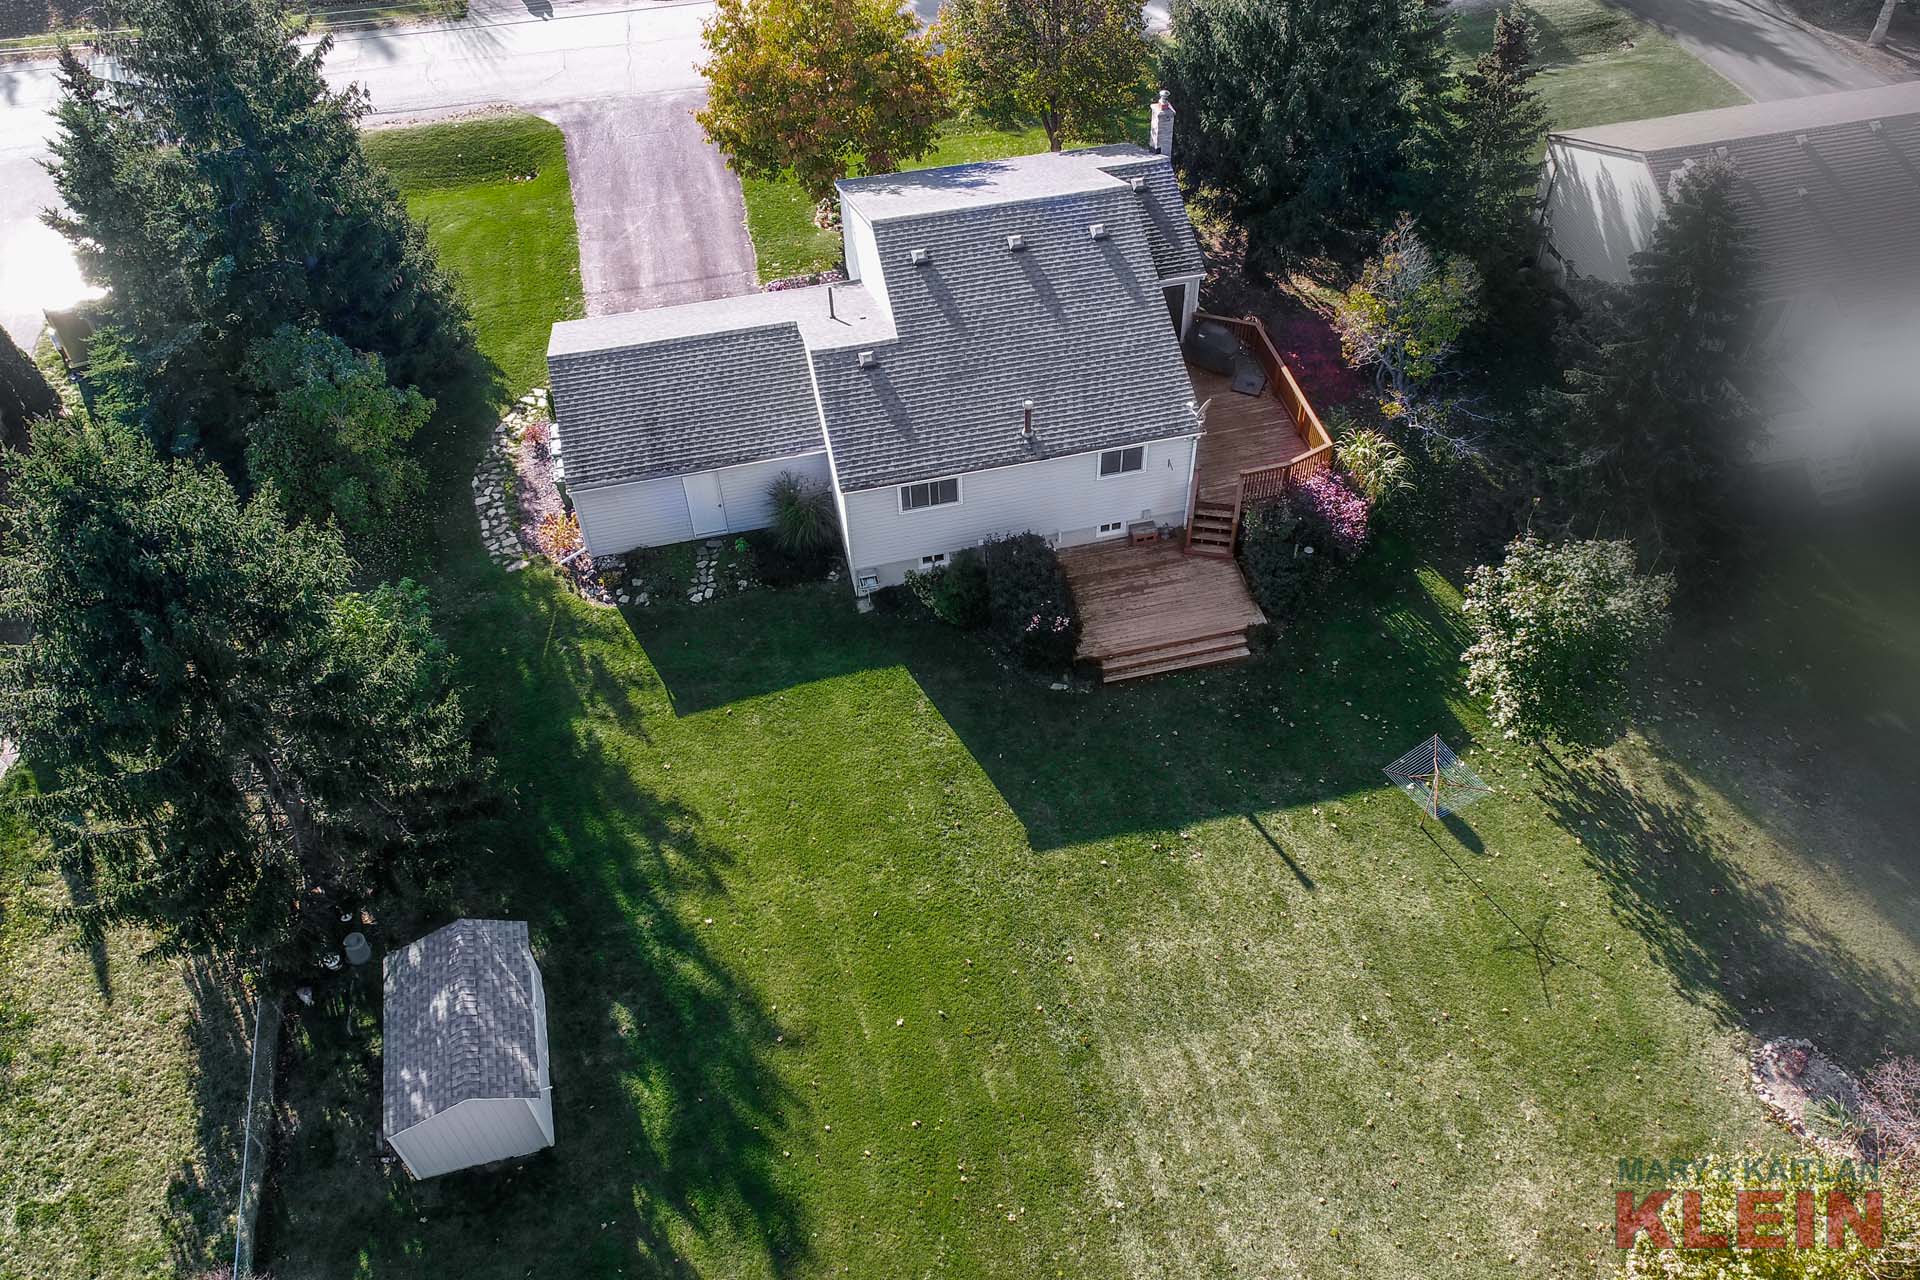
[900,477,960,511]
[920,552,948,567]
[1098,446,1145,478]
[1097,521,1125,538]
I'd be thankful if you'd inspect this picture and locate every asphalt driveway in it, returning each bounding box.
[1608,0,1894,100]
[541,91,757,317]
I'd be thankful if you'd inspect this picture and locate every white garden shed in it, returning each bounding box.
[381,918,553,1179]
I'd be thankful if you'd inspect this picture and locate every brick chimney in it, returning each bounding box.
[1149,90,1175,161]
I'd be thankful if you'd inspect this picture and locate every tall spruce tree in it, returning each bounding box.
[1160,0,1455,273]
[44,0,472,461]
[0,417,483,971]
[1441,6,1549,256]
[1557,158,1759,580]
[0,327,60,450]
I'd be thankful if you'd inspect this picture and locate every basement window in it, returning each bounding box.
[1097,520,1126,538]
[900,477,960,512]
[919,552,949,568]
[1098,446,1145,478]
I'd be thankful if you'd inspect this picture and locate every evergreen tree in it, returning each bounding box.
[937,0,1151,152]
[1160,0,1455,273]
[243,326,431,548]
[44,0,472,460]
[0,327,60,450]
[1556,158,1759,580]
[1441,6,1550,256]
[0,417,483,971]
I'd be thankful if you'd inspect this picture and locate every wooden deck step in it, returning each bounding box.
[1186,501,1238,558]
[1103,637,1252,683]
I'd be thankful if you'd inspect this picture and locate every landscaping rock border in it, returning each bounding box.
[1750,1037,1869,1161]
[471,388,550,573]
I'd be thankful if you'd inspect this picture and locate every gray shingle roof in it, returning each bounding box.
[817,184,1199,491]
[1554,82,1920,299]
[547,144,1206,497]
[548,322,827,490]
[383,919,541,1137]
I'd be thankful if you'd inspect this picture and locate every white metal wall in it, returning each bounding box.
[1543,142,1663,283]
[388,1097,554,1180]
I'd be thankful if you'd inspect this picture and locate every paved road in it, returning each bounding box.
[0,0,736,344]
[1608,0,1893,101]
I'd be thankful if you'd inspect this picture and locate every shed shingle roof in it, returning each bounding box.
[383,919,541,1137]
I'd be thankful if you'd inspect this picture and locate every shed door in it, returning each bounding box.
[682,471,728,536]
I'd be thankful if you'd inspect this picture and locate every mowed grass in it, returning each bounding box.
[363,114,585,396]
[256,105,1920,1279]
[1451,0,1748,131]
[0,774,253,1280]
[744,116,1130,282]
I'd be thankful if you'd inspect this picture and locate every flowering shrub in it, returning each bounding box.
[1462,536,1672,742]
[1290,468,1371,560]
[533,511,583,562]
[981,532,1080,672]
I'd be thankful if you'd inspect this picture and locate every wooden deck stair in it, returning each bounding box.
[1058,540,1266,684]
[1186,501,1237,558]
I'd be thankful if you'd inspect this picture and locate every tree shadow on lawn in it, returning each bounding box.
[261,569,806,1279]
[636,544,1480,853]
[1539,751,1920,1069]
[163,956,252,1276]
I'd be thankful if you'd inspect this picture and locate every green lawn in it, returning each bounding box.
[363,114,585,398]
[744,117,1125,283]
[0,774,254,1280]
[247,103,1920,1280]
[1452,0,1748,132]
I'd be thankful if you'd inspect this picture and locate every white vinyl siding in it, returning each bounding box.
[1543,141,1664,284]
[570,452,832,557]
[387,1097,554,1180]
[843,435,1196,587]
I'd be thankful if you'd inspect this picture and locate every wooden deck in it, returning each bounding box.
[1190,364,1311,506]
[1060,539,1266,682]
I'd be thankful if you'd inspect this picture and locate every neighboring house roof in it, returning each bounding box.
[383,918,541,1137]
[548,144,1204,495]
[1549,81,1920,298]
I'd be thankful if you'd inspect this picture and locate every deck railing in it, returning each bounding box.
[1190,312,1336,552]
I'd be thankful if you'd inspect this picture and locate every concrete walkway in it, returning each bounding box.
[1608,0,1896,101]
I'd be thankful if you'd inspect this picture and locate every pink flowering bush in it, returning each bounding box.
[1290,468,1371,560]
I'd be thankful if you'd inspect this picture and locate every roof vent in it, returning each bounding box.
[1006,233,1026,252]
[1869,119,1884,133]
[857,350,877,369]
[1129,177,1147,194]
[1088,223,1108,241]
[909,247,930,265]
[1714,145,1730,159]
[1021,399,1035,438]
[1796,186,1811,200]
[1795,133,1810,148]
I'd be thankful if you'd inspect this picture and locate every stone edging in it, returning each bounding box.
[472,388,550,572]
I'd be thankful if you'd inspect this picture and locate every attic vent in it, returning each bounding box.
[1795,133,1810,148]
[1129,177,1147,194]
[1088,223,1108,241]
[1714,145,1730,159]
[909,247,930,265]
[1870,119,1884,133]
[857,350,877,369]
[1005,233,1026,252]
[1796,186,1811,200]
